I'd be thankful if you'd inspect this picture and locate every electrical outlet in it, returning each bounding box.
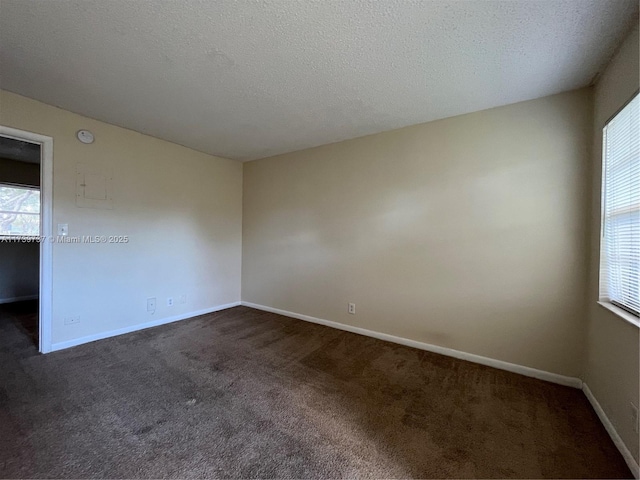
[179,294,187,304]
[147,297,156,313]
[348,303,356,315]
[167,297,174,307]
[631,403,638,434]
[64,316,79,325]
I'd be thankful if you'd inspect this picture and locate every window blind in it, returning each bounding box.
[601,93,639,317]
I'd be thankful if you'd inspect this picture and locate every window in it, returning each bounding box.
[0,185,41,237]
[600,93,639,320]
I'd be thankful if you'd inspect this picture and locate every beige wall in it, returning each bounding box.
[585,24,639,463]
[243,88,592,377]
[0,37,634,459]
[0,90,243,345]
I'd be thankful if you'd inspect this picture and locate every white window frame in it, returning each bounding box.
[598,92,640,328]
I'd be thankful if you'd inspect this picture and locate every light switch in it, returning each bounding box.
[57,223,68,236]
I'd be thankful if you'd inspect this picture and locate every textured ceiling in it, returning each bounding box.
[0,1,637,161]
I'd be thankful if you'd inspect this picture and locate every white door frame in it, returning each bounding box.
[0,126,53,353]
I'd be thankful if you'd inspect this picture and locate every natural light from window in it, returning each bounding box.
[0,185,41,237]
[599,93,639,321]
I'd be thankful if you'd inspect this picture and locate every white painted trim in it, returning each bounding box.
[50,301,241,352]
[583,383,639,478]
[0,126,54,354]
[0,294,39,304]
[241,302,582,388]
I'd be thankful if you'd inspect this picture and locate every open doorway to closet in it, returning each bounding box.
[0,127,53,353]
[0,137,41,347]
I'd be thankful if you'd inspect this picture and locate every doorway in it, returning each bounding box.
[0,126,53,353]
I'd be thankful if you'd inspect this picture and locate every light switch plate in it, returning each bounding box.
[64,316,79,325]
[147,297,156,313]
[57,223,68,236]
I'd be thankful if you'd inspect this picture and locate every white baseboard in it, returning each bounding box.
[583,383,640,479]
[45,300,638,475]
[240,301,582,389]
[0,294,38,304]
[50,301,241,352]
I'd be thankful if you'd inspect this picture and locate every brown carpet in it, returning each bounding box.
[0,304,631,478]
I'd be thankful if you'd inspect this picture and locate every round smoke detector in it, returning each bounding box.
[76,130,95,144]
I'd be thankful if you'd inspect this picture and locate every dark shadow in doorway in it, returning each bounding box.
[1,299,38,347]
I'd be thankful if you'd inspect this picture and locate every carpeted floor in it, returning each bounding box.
[0,303,631,478]
[1,299,38,346]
